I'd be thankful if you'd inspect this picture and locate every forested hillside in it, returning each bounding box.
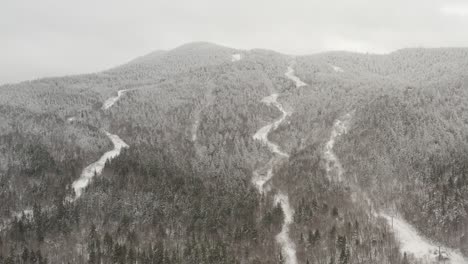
[1,43,467,263]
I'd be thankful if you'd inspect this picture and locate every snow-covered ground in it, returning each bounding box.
[251,94,289,193]
[1,209,34,231]
[251,93,297,263]
[1,207,52,232]
[379,213,468,264]
[231,53,242,62]
[73,87,131,199]
[253,93,290,158]
[2,86,133,233]
[12,209,33,220]
[102,89,135,110]
[326,114,468,264]
[324,113,352,182]
[285,66,307,87]
[331,65,344,73]
[251,64,307,264]
[275,192,298,264]
[191,118,200,142]
[252,162,274,194]
[70,131,129,200]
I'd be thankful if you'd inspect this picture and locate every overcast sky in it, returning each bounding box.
[1,0,468,85]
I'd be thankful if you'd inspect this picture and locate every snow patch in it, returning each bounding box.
[252,69,298,264]
[70,131,129,200]
[252,159,276,194]
[231,53,242,62]
[285,66,307,88]
[102,89,136,110]
[252,169,273,194]
[191,118,200,142]
[0,209,34,232]
[252,93,289,193]
[253,93,290,158]
[12,209,33,220]
[275,193,298,264]
[324,113,352,182]
[331,65,344,73]
[379,213,468,264]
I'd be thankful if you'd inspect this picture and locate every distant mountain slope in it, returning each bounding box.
[126,50,167,65]
[108,42,242,81]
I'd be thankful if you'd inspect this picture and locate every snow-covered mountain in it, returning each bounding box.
[1,42,468,263]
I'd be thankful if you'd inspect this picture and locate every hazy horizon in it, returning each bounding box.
[2,0,468,85]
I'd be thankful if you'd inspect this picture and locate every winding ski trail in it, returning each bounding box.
[285,66,307,88]
[3,89,131,230]
[102,88,137,110]
[71,89,131,200]
[253,94,290,158]
[70,131,128,200]
[323,113,352,182]
[331,65,344,73]
[252,64,307,264]
[274,192,297,264]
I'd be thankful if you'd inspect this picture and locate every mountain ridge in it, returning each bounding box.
[4,42,468,86]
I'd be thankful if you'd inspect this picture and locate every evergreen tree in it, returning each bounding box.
[33,203,44,242]
[87,224,100,264]
[22,248,29,263]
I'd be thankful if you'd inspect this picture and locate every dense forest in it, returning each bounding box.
[1,42,467,263]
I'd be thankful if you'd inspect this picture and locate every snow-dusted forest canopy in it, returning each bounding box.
[1,42,468,264]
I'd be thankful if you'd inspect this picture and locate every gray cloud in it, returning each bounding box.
[1,0,468,84]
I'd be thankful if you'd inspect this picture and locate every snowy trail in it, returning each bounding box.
[253,94,290,158]
[330,65,344,73]
[251,94,289,194]
[323,113,352,182]
[275,193,297,264]
[231,53,242,62]
[285,66,307,88]
[3,92,131,229]
[252,64,306,264]
[71,89,131,199]
[102,88,137,110]
[380,213,467,263]
[251,93,297,264]
[252,160,275,194]
[326,114,468,264]
[191,117,200,142]
[70,131,129,200]
[0,209,33,231]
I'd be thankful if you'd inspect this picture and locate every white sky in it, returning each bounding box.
[1,0,468,84]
